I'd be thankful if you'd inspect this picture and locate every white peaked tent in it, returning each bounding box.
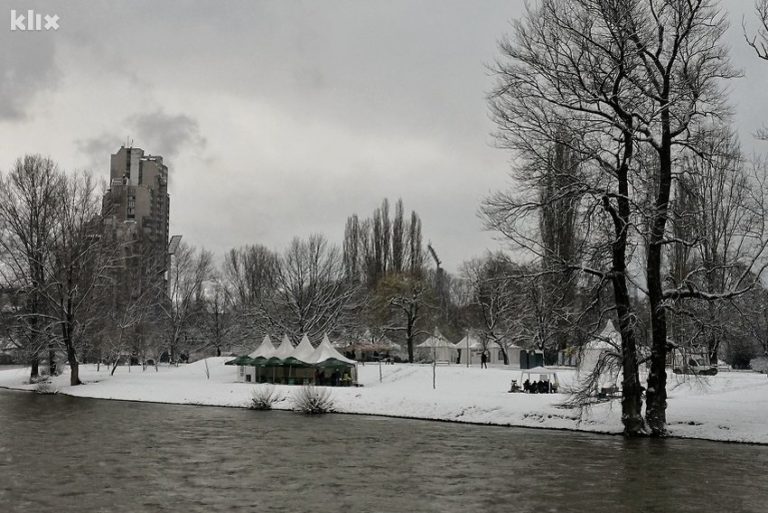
[270,334,296,361]
[578,320,621,389]
[308,334,358,385]
[417,328,457,363]
[243,335,275,382]
[454,333,482,365]
[249,335,276,359]
[308,334,357,366]
[232,333,358,385]
[289,334,316,364]
[279,334,316,384]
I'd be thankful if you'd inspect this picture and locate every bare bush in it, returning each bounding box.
[250,385,282,410]
[35,381,56,395]
[292,385,334,414]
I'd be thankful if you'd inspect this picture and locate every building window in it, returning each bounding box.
[127,195,136,219]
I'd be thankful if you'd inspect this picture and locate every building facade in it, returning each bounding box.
[103,146,170,272]
[101,146,171,320]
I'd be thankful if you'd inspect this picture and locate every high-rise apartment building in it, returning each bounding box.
[102,146,171,300]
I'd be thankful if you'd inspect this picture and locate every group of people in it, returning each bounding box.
[523,379,555,394]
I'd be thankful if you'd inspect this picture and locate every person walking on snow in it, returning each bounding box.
[481,351,488,369]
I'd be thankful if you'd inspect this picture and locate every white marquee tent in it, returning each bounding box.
[417,328,457,363]
[454,334,522,367]
[242,335,275,382]
[578,320,622,390]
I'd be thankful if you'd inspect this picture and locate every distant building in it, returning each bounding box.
[101,146,174,327]
[102,146,170,274]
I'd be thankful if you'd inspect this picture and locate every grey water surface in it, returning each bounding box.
[0,390,766,513]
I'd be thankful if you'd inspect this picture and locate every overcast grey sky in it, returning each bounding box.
[1,0,767,271]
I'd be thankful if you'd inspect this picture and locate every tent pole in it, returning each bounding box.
[466,331,469,368]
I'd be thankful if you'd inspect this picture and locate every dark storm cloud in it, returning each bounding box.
[128,111,206,160]
[76,110,206,170]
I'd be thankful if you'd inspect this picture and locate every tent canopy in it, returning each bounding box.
[235,333,358,368]
[225,355,253,366]
[417,328,454,349]
[308,334,357,366]
[520,367,560,385]
[284,334,315,365]
[454,333,483,350]
[264,334,295,366]
[249,335,276,360]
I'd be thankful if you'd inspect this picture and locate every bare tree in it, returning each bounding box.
[539,139,582,357]
[374,272,434,362]
[486,0,648,435]
[40,171,112,386]
[97,240,165,375]
[198,273,242,357]
[222,244,278,337]
[461,253,526,363]
[266,234,360,340]
[745,0,768,140]
[487,0,739,436]
[745,0,768,60]
[391,199,405,273]
[158,242,213,363]
[668,128,768,365]
[0,155,63,379]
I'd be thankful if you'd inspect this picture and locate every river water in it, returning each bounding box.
[0,390,766,512]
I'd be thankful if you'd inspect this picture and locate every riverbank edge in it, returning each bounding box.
[2,383,764,446]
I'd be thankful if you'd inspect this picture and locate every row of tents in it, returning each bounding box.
[416,329,525,366]
[225,334,358,386]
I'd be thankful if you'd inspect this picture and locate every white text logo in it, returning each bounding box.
[10,9,59,31]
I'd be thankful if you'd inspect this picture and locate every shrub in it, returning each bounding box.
[35,381,56,395]
[250,385,282,410]
[293,385,334,414]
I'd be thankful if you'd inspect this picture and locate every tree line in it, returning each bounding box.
[2,0,768,441]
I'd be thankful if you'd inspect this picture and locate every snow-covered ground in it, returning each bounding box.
[1,358,766,444]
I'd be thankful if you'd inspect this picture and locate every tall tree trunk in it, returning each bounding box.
[646,129,674,437]
[62,319,82,386]
[65,339,81,386]
[30,356,39,380]
[406,312,415,363]
[69,359,80,386]
[612,273,645,436]
[607,129,645,436]
[48,347,56,376]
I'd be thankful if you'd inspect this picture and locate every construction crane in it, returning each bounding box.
[427,242,448,313]
[427,243,442,269]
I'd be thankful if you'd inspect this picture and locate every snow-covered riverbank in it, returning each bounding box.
[1,358,766,444]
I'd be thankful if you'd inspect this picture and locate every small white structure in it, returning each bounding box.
[417,328,457,363]
[578,321,621,390]
[520,367,560,393]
